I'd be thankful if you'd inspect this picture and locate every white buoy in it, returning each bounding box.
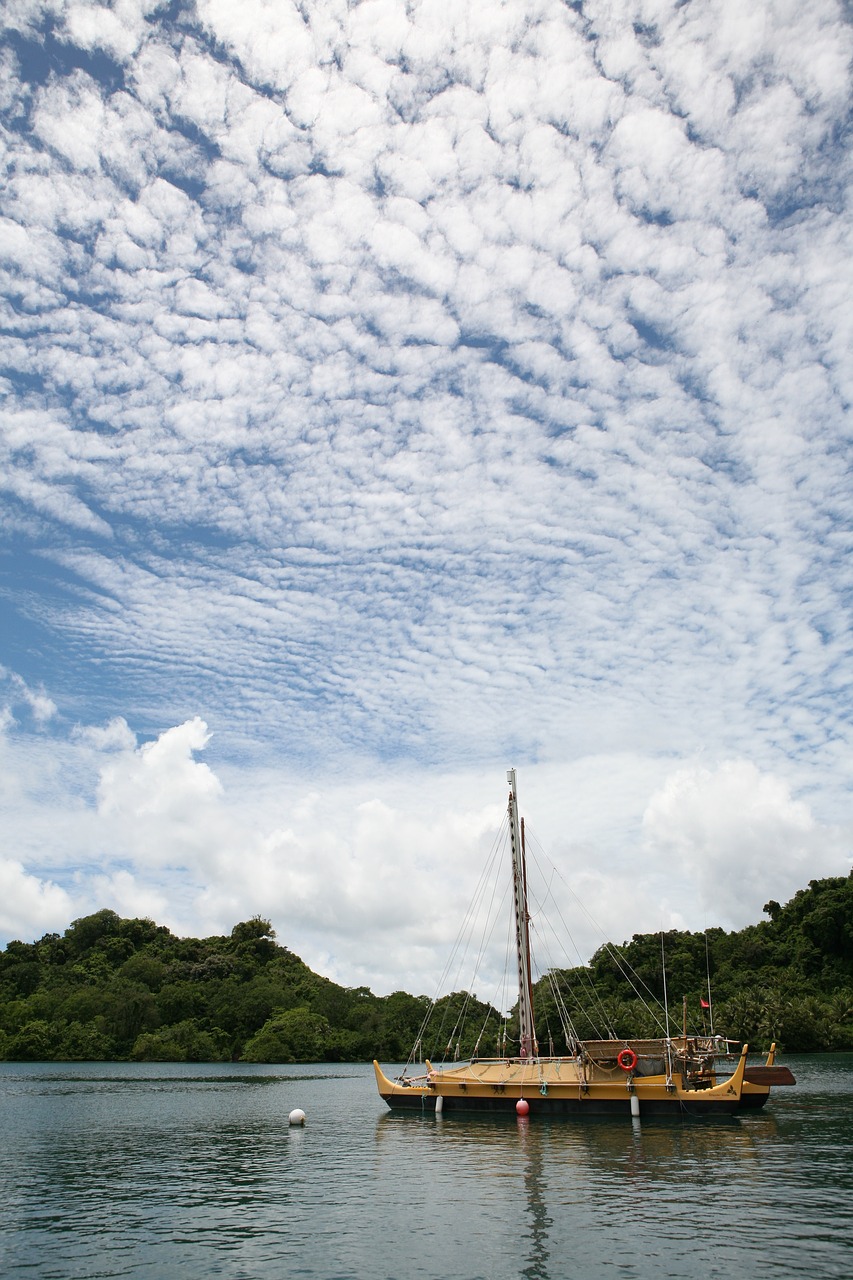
[435,1095,443,1115]
[630,1095,640,1118]
[289,1108,306,1126]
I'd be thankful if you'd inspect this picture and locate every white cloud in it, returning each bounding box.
[61,2,144,62]
[0,668,58,726]
[641,760,846,926]
[97,717,222,834]
[197,0,316,91]
[0,857,73,941]
[0,715,848,993]
[72,716,137,752]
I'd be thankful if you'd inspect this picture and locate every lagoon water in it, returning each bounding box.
[2,1055,851,1279]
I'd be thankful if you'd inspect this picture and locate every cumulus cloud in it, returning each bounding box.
[0,714,849,992]
[642,760,847,926]
[97,716,221,817]
[0,857,73,941]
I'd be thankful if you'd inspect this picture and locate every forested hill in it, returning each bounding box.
[545,871,853,1055]
[0,872,850,1061]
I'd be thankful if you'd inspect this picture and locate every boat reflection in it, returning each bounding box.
[515,1117,551,1280]
[376,1103,793,1280]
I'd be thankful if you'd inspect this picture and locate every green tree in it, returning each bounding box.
[229,918,278,971]
[56,1021,115,1060]
[63,910,123,956]
[377,991,430,1059]
[132,1020,230,1062]
[119,953,170,991]
[103,981,159,1050]
[9,1020,59,1060]
[242,1007,330,1062]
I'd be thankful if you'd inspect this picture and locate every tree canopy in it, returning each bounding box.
[0,873,850,1061]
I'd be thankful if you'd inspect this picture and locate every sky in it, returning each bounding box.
[1,0,851,1000]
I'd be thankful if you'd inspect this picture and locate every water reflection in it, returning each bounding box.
[3,1057,851,1280]
[515,1118,551,1280]
[374,1058,852,1280]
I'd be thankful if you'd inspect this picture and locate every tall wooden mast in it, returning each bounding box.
[507,768,538,1059]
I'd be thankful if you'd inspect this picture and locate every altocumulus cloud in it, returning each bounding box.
[0,0,851,990]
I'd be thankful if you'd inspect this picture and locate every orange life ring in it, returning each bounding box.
[617,1047,638,1072]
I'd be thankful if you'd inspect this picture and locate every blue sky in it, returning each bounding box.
[1,0,851,996]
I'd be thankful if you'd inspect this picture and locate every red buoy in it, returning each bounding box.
[516,1098,530,1117]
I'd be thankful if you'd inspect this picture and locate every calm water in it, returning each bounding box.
[1,1055,850,1279]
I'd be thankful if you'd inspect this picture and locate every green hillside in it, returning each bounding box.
[1,872,850,1061]
[539,872,853,1054]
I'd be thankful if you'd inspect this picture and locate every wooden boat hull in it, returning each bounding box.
[374,1045,754,1118]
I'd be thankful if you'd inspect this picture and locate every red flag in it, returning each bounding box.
[700,997,710,1009]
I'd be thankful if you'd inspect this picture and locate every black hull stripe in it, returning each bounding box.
[382,1094,743,1117]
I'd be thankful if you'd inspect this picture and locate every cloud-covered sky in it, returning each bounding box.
[1,0,851,996]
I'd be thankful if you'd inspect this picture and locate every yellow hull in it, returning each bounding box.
[375,1043,757,1117]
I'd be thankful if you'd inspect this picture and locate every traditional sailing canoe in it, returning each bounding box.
[375,769,796,1118]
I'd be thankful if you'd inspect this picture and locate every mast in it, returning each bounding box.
[507,768,538,1059]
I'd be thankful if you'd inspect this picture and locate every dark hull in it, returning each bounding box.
[382,1092,742,1118]
[737,1091,771,1110]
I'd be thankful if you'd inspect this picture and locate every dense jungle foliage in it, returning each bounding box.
[0,872,850,1061]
